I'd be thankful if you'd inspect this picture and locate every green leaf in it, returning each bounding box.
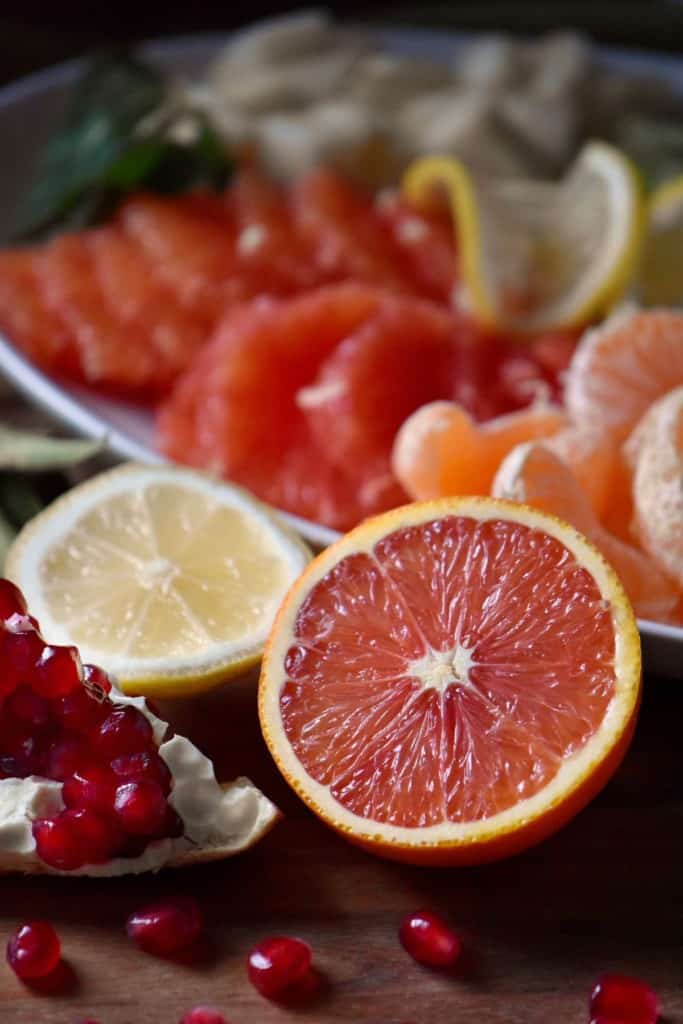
[0,475,44,529]
[14,50,233,241]
[0,426,102,471]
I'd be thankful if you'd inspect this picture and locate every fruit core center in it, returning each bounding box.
[410,643,475,694]
[138,557,178,592]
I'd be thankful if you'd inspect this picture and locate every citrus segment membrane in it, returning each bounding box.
[279,515,616,829]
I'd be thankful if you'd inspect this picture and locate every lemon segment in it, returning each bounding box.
[402,142,645,333]
[5,463,311,697]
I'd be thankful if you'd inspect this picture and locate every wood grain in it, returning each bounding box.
[1,668,682,1024]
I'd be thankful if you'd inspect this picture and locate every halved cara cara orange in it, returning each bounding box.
[259,498,641,866]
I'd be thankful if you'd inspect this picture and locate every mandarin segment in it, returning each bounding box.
[492,442,680,621]
[625,386,683,587]
[565,309,683,443]
[393,401,566,500]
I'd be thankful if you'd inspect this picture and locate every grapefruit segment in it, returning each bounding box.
[260,498,641,865]
[492,442,680,621]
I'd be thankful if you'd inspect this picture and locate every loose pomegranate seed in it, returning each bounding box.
[32,814,86,871]
[96,706,154,758]
[0,579,27,620]
[399,909,462,968]
[83,663,112,697]
[45,735,92,782]
[111,751,172,793]
[247,936,312,1000]
[127,896,203,957]
[63,764,117,813]
[114,779,168,836]
[35,645,83,697]
[6,921,61,980]
[52,688,109,731]
[179,1008,227,1024]
[5,686,50,729]
[590,974,659,1023]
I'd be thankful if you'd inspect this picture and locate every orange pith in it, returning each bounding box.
[260,498,641,866]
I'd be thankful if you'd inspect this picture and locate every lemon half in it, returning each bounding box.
[5,463,311,698]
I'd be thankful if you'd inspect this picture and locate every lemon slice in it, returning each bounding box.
[402,142,644,333]
[637,175,683,306]
[5,463,311,698]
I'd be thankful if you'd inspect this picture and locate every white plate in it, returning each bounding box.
[0,23,681,676]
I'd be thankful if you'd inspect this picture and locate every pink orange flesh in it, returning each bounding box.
[276,513,626,834]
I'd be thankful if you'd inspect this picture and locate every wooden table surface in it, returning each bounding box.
[0,665,682,1024]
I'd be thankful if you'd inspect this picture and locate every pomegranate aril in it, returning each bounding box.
[83,662,112,697]
[127,896,203,957]
[114,779,168,836]
[0,578,27,620]
[0,615,44,694]
[247,936,312,1000]
[67,808,123,864]
[45,735,92,781]
[63,764,116,813]
[590,974,659,1024]
[95,705,155,758]
[35,645,83,697]
[111,751,172,793]
[6,921,61,980]
[32,813,86,871]
[4,686,50,729]
[399,909,462,968]
[180,1008,227,1024]
[52,688,109,731]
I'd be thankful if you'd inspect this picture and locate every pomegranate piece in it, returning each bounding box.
[45,735,92,782]
[5,686,50,729]
[53,687,109,731]
[95,705,155,758]
[247,936,312,1000]
[32,813,87,871]
[113,779,168,836]
[82,662,112,697]
[399,909,462,968]
[0,614,44,695]
[67,808,123,863]
[127,896,203,956]
[6,921,61,980]
[180,1009,227,1024]
[0,579,27,620]
[111,751,172,793]
[590,974,660,1023]
[62,764,116,813]
[35,645,83,697]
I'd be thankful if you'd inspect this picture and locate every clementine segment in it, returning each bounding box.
[260,498,641,865]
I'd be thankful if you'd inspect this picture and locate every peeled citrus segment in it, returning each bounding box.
[5,464,311,698]
[260,497,641,866]
[565,308,683,443]
[545,428,633,536]
[625,386,683,587]
[637,175,683,306]
[402,143,644,332]
[392,400,566,500]
[492,442,680,622]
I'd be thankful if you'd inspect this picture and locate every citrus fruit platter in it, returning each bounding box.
[0,12,682,1024]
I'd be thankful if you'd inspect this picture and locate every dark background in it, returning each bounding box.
[1,1,683,87]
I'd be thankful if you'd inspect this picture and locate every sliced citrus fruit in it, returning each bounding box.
[492,442,680,621]
[259,497,641,866]
[5,463,311,698]
[402,142,644,332]
[565,308,683,443]
[637,175,683,306]
[392,400,566,500]
[625,386,683,587]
